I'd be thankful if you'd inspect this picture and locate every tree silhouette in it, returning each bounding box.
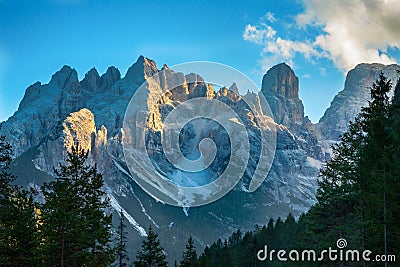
[179,236,197,267]
[40,146,114,266]
[0,124,39,267]
[116,209,129,267]
[134,225,167,267]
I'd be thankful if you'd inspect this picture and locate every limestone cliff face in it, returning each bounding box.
[34,108,108,174]
[260,63,322,160]
[1,57,323,210]
[315,63,400,145]
[2,65,86,156]
[158,65,188,102]
[0,57,351,261]
[81,68,101,92]
[63,108,96,152]
[125,55,159,85]
[261,63,305,130]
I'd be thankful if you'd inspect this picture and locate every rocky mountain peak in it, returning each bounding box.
[229,82,239,95]
[125,55,159,84]
[17,81,42,111]
[1,56,328,261]
[99,66,121,91]
[261,63,305,129]
[49,65,79,89]
[87,67,99,77]
[161,64,170,70]
[81,67,100,91]
[261,62,299,99]
[344,63,400,94]
[316,63,400,143]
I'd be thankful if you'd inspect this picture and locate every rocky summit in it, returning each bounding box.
[261,63,306,129]
[1,56,399,260]
[314,63,400,156]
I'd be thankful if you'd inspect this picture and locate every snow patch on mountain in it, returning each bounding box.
[108,194,147,237]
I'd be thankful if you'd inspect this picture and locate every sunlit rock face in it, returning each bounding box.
[2,56,397,262]
[33,108,108,175]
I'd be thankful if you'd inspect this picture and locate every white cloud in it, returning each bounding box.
[243,24,276,45]
[264,12,276,22]
[319,67,327,76]
[243,23,321,70]
[244,0,400,73]
[297,0,400,71]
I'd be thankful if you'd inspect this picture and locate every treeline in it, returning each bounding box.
[196,214,304,267]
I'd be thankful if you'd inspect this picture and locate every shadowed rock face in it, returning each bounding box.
[81,67,101,92]
[261,63,306,129]
[315,63,400,147]
[262,63,299,99]
[2,56,397,263]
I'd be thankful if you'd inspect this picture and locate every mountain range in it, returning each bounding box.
[1,56,399,261]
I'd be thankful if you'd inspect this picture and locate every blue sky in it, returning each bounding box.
[1,0,399,122]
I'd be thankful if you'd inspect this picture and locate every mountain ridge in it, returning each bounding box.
[1,56,399,262]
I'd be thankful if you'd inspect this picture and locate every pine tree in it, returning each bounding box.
[228,229,242,246]
[357,72,392,254]
[306,116,365,250]
[283,213,297,249]
[40,146,114,267]
[237,231,256,266]
[116,209,129,267]
[196,245,212,267]
[0,125,39,267]
[304,72,394,256]
[220,240,232,267]
[179,236,197,267]
[392,71,400,105]
[134,225,167,267]
[383,74,400,260]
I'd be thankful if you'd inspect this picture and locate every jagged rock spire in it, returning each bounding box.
[261,63,305,129]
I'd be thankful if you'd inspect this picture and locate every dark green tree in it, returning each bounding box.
[0,125,39,267]
[179,236,197,267]
[220,240,232,267]
[382,73,400,260]
[304,72,394,259]
[305,117,365,251]
[357,72,392,255]
[228,229,242,246]
[40,146,114,267]
[116,209,129,267]
[237,231,257,266]
[134,225,167,267]
[196,245,212,267]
